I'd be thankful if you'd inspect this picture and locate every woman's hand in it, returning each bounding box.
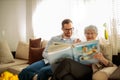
[94,53,109,66]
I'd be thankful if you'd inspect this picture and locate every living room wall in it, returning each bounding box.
[0,0,33,51]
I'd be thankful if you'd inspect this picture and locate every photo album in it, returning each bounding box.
[47,40,100,65]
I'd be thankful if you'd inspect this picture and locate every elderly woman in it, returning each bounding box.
[52,25,117,80]
[84,25,117,80]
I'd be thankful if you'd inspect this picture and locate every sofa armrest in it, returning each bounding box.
[108,66,120,80]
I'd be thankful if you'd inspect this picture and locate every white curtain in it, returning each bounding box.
[110,18,118,55]
[31,0,119,55]
[110,0,120,55]
[32,0,72,40]
[28,0,120,54]
[32,0,112,40]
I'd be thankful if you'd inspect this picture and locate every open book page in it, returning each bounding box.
[73,40,100,65]
[47,40,100,64]
[47,46,73,64]
[48,42,72,53]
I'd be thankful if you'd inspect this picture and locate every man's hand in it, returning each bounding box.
[73,38,81,44]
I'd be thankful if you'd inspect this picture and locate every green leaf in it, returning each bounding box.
[103,23,107,27]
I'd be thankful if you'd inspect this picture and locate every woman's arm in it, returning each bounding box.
[94,53,113,66]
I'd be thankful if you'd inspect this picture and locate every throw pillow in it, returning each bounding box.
[28,38,43,64]
[16,41,29,60]
[29,38,41,48]
[0,40,15,64]
[28,47,45,64]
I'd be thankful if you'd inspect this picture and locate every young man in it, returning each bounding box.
[18,19,80,80]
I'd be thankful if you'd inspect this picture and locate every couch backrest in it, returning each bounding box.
[40,39,48,48]
[15,39,48,60]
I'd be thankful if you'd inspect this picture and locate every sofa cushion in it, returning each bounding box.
[0,40,15,64]
[0,59,28,74]
[28,38,43,64]
[16,41,29,60]
[7,64,29,74]
[29,38,41,48]
[28,47,44,64]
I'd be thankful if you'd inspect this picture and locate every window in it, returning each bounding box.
[32,0,112,40]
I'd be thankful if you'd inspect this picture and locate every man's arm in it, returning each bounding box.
[42,38,54,59]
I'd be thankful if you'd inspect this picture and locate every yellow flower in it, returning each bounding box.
[0,71,19,80]
[104,28,109,40]
[103,23,109,40]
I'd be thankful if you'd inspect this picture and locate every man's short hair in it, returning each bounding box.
[62,19,72,28]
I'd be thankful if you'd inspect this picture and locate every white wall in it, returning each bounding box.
[0,0,26,51]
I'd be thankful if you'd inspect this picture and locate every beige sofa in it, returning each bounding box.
[0,59,28,74]
[0,39,47,74]
[0,39,118,80]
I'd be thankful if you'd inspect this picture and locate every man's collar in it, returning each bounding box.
[60,34,72,40]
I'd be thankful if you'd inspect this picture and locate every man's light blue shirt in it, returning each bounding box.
[42,34,76,64]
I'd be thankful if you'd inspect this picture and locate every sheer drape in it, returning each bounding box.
[30,0,119,55]
[110,18,118,55]
[32,0,75,40]
[32,0,112,40]
[110,0,120,55]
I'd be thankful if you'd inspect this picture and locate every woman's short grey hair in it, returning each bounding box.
[84,25,98,34]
